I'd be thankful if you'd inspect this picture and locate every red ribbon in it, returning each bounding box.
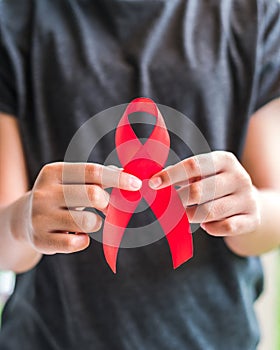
[103,98,193,273]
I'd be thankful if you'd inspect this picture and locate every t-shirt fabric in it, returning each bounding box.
[0,0,280,349]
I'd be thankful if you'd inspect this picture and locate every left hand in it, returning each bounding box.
[148,151,261,237]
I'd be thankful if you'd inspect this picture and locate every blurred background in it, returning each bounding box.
[255,251,280,350]
[0,270,14,327]
[1,252,279,348]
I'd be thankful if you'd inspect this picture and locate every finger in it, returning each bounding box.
[149,151,237,189]
[34,232,90,254]
[201,214,258,237]
[149,153,215,189]
[186,194,245,223]
[177,173,237,206]
[60,184,110,210]
[49,209,103,234]
[45,162,142,190]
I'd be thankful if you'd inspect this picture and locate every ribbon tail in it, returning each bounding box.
[147,186,193,269]
[165,211,193,269]
[103,189,139,273]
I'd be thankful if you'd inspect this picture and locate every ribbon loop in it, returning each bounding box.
[115,98,170,169]
[103,98,193,273]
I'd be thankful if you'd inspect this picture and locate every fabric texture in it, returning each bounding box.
[0,0,280,349]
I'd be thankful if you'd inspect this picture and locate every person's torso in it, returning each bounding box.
[0,1,263,349]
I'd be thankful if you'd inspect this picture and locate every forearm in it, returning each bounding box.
[0,192,42,273]
[224,189,280,256]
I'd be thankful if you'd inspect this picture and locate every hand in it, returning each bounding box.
[149,151,260,237]
[25,162,142,255]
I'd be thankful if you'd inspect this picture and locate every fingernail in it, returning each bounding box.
[149,177,162,189]
[128,176,142,190]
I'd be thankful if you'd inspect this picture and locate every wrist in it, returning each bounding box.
[0,192,42,273]
[10,191,33,245]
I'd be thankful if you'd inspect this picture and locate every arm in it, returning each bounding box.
[149,98,280,257]
[225,98,280,256]
[0,113,41,272]
[0,113,142,273]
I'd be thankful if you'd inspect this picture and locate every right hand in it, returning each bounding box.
[25,162,142,255]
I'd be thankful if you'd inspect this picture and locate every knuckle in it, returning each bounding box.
[223,219,236,235]
[43,162,61,176]
[189,182,202,204]
[186,157,199,175]
[41,163,52,176]
[87,185,100,204]
[224,151,237,163]
[86,163,102,181]
[34,184,58,203]
[160,170,171,185]
[38,163,62,184]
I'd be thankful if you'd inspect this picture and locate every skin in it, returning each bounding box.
[0,98,280,273]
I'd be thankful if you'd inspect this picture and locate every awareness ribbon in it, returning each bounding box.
[103,98,193,273]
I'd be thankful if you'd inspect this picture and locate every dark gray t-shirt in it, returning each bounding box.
[1,0,280,349]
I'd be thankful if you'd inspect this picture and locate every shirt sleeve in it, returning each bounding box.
[0,12,18,117]
[253,0,280,111]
